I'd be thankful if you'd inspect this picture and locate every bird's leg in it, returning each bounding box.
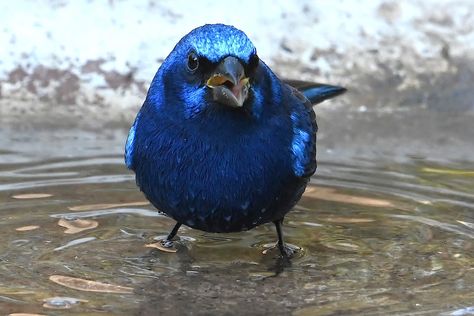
[273,218,298,258]
[161,222,182,248]
[274,219,287,256]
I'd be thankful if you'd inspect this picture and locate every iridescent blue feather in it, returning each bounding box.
[125,24,344,233]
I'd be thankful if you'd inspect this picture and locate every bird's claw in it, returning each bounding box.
[160,239,174,248]
[144,239,178,253]
[262,242,300,258]
[280,243,300,258]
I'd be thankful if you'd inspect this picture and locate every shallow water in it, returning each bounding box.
[0,124,474,316]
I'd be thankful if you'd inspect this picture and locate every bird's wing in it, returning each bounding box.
[287,85,318,178]
[283,79,346,105]
[125,111,141,170]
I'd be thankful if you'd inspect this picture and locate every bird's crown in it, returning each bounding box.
[175,24,256,63]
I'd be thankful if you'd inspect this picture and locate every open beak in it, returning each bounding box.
[206,56,250,108]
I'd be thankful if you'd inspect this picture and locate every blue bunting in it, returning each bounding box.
[125,24,345,256]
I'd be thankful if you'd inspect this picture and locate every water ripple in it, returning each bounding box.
[51,208,161,219]
[0,157,124,178]
[392,214,474,239]
[0,174,133,191]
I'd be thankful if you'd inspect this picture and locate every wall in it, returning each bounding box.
[1,0,473,124]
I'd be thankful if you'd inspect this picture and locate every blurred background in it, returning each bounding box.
[1,0,473,161]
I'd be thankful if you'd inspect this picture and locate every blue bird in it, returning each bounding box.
[125,24,345,257]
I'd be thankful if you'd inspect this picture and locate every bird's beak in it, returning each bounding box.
[206,56,250,108]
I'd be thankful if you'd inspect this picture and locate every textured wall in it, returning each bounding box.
[1,0,473,123]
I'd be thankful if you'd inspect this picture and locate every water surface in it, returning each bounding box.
[0,123,473,315]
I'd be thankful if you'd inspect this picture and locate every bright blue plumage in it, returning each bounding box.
[177,24,256,64]
[126,24,345,256]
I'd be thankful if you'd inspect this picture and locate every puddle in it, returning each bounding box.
[0,124,473,315]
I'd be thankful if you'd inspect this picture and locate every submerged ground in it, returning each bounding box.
[1,2,474,314]
[0,103,473,315]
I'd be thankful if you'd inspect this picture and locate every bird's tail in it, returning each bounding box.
[284,80,347,105]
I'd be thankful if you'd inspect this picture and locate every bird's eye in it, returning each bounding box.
[187,52,199,72]
[249,54,259,69]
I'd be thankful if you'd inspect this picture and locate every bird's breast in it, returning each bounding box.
[134,114,303,232]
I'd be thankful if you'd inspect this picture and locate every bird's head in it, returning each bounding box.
[149,24,265,118]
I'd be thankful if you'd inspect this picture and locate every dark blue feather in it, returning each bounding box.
[284,80,347,105]
[125,24,344,234]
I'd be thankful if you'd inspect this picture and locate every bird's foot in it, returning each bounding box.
[144,238,178,253]
[262,242,301,258]
[161,239,174,248]
[280,243,300,258]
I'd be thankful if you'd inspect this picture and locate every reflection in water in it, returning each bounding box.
[0,133,473,315]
